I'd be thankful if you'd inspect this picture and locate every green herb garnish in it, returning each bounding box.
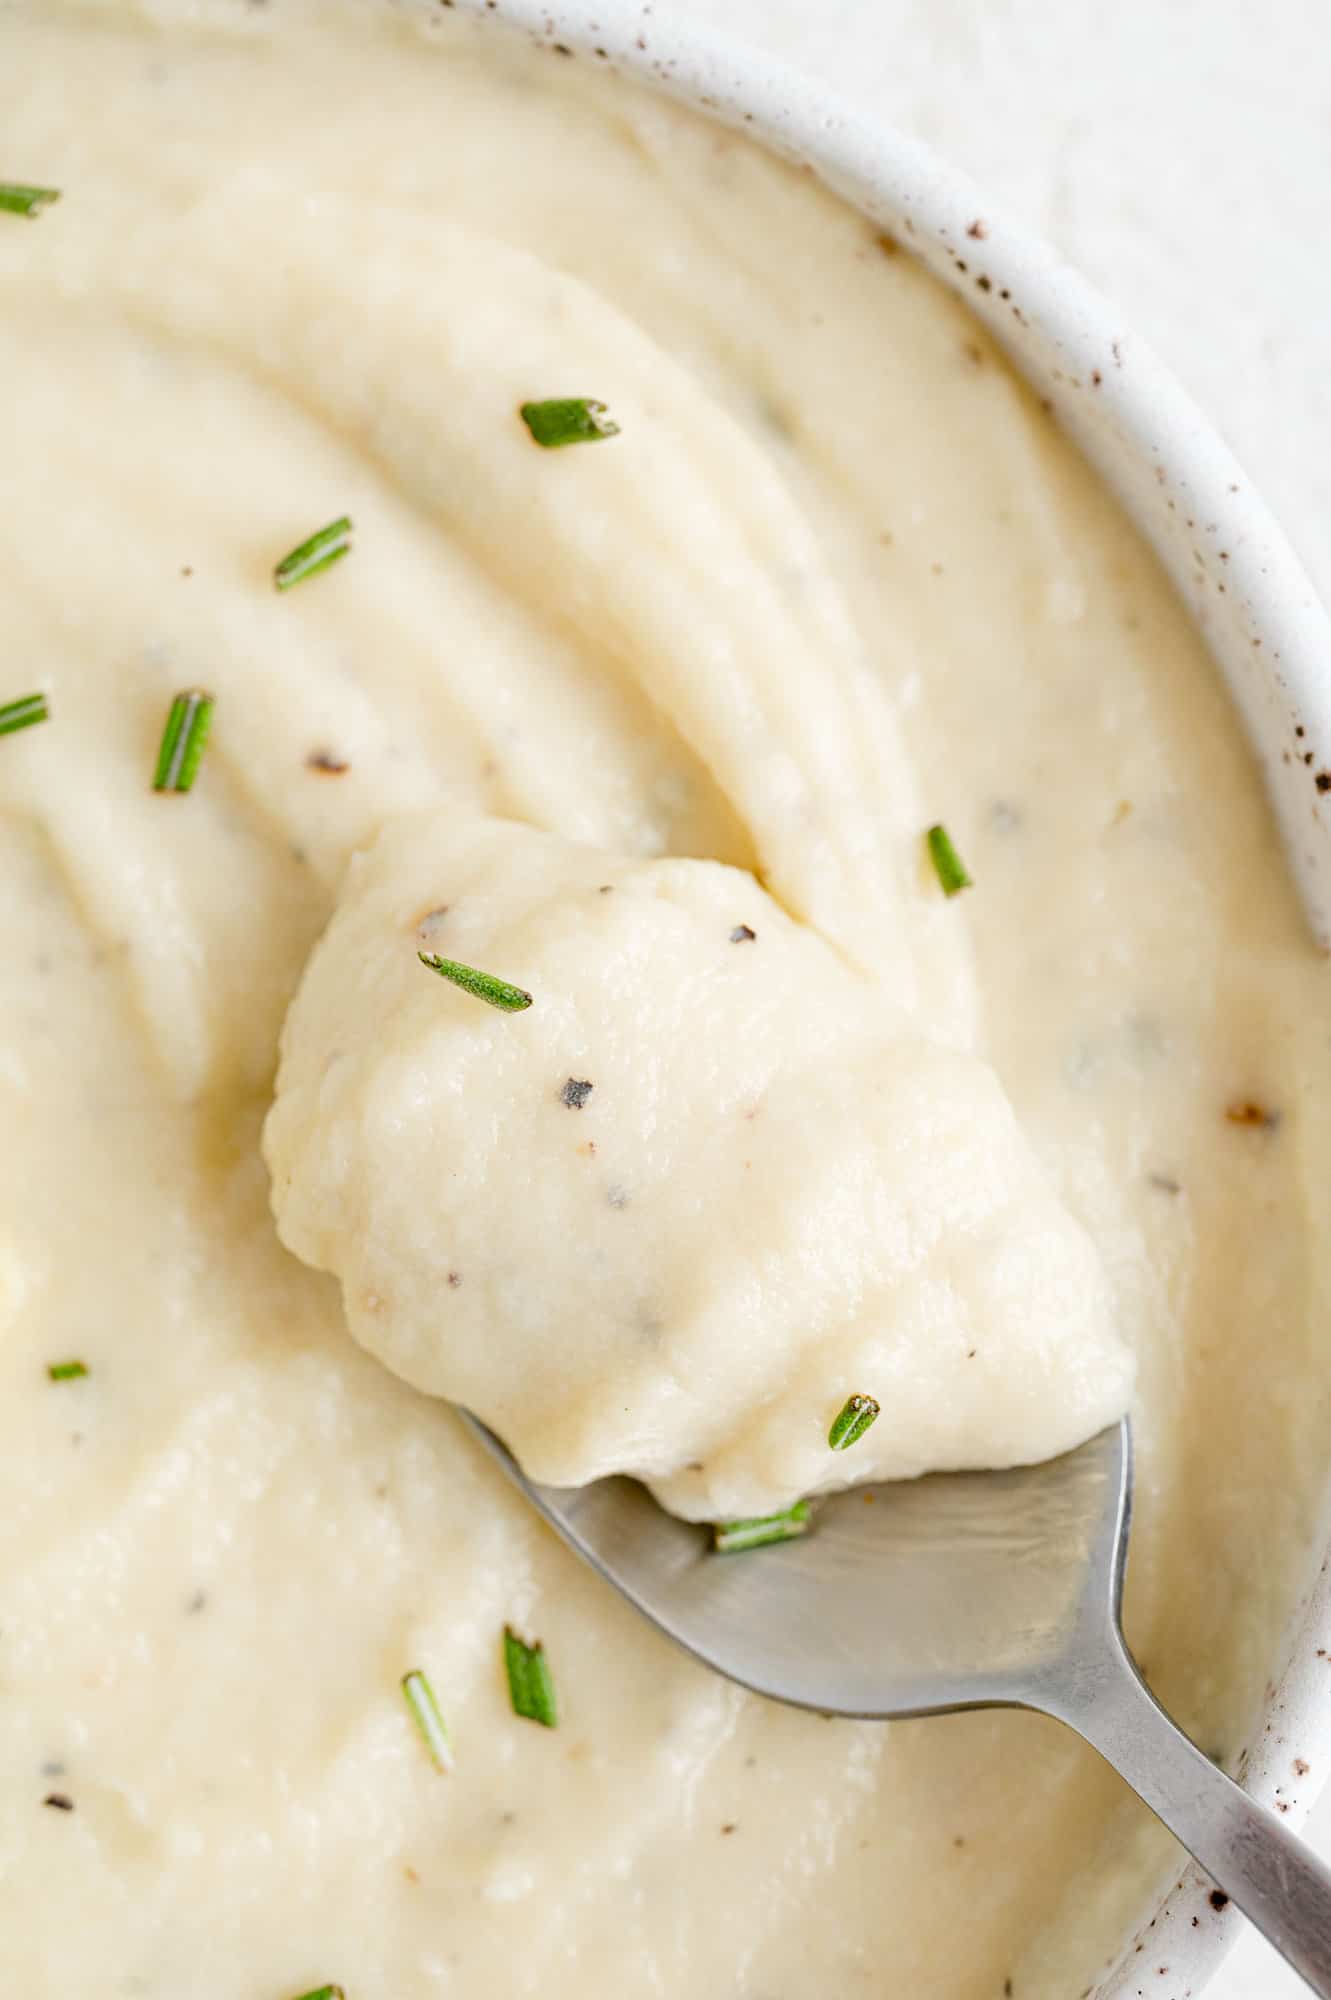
[926,823,972,897]
[827,1392,880,1451]
[0,184,60,219]
[503,1625,558,1728]
[401,1669,453,1773]
[290,1988,346,2000]
[152,689,214,793]
[47,1360,88,1383]
[418,952,532,1013]
[712,1501,811,1554]
[274,516,352,591]
[519,398,619,448]
[0,692,49,738]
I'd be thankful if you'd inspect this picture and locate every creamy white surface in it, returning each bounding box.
[2,3,1330,1996]
[267,814,1130,1517]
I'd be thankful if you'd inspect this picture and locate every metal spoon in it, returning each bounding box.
[462,1413,1331,1994]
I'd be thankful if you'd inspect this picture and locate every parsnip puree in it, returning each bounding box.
[266,814,1130,1519]
[1,3,1329,1995]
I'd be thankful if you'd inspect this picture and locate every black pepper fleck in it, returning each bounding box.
[729,924,756,943]
[447,1271,463,1288]
[1317,772,1331,794]
[307,749,350,775]
[560,1077,594,1110]
[1210,1889,1230,1912]
[43,1793,74,1812]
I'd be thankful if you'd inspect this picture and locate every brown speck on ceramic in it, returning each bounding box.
[1225,1099,1281,1130]
[874,230,899,258]
[306,748,350,775]
[1295,1757,1311,1776]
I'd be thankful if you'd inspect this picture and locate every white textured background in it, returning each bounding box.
[655,3,1330,1995]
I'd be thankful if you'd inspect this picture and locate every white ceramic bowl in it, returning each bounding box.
[448,3,1331,1992]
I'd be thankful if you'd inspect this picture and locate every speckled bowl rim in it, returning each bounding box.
[440,2,1331,1992]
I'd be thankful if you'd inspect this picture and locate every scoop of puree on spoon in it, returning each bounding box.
[462,1412,1331,1994]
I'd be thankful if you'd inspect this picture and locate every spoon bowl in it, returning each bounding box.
[464,1412,1129,1719]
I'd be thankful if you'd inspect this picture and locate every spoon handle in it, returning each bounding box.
[1049,1634,1331,1995]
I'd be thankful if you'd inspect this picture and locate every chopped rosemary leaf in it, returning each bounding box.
[828,1392,880,1451]
[152,689,214,793]
[503,1625,558,1728]
[519,398,619,448]
[926,823,972,897]
[401,1669,453,1772]
[274,516,352,591]
[0,692,48,738]
[291,1988,346,2000]
[0,183,60,218]
[418,952,532,1013]
[712,1501,811,1554]
[47,1360,88,1383]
